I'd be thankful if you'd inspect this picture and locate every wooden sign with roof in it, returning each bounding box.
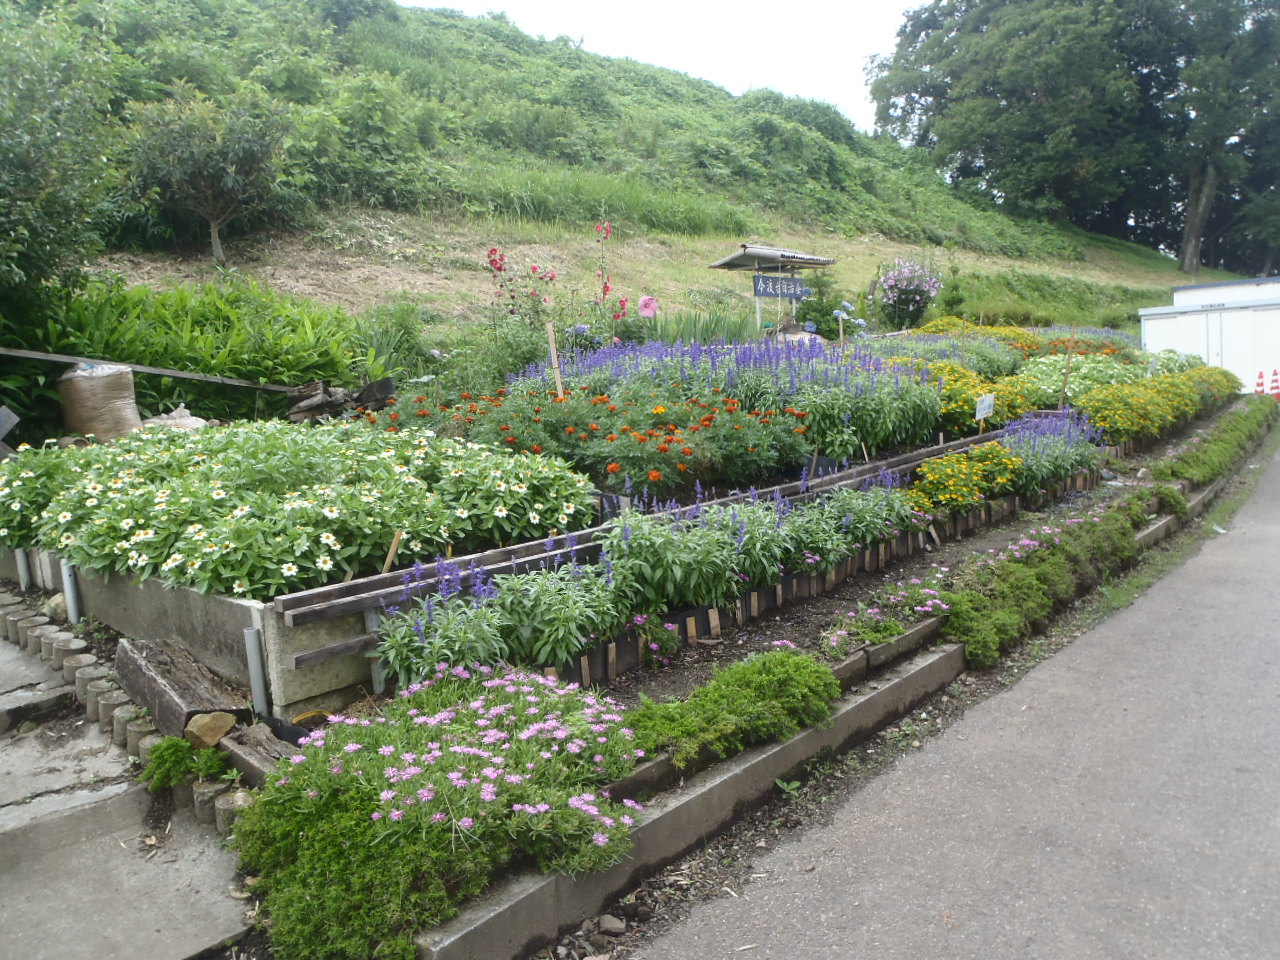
[710,244,836,328]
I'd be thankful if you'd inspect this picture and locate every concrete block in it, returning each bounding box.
[74,566,253,687]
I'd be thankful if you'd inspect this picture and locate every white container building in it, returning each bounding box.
[1140,277,1280,391]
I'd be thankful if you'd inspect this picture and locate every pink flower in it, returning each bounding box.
[638,295,659,318]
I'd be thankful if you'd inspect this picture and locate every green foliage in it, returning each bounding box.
[1151,395,1279,486]
[871,0,1280,275]
[0,420,594,600]
[138,736,228,791]
[233,664,643,960]
[0,5,115,301]
[630,651,840,768]
[7,277,362,440]
[604,511,741,614]
[126,81,292,263]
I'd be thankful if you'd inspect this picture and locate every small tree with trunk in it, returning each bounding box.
[128,82,289,264]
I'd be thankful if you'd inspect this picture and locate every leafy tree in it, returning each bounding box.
[871,0,1279,274]
[126,81,291,263]
[0,5,115,298]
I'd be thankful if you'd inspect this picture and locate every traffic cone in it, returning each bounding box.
[1271,369,1280,400]
[1256,370,1266,394]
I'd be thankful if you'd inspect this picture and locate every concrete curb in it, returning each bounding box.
[416,644,965,960]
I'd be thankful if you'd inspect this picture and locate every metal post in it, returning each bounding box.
[364,609,386,696]
[59,558,81,624]
[242,626,271,717]
[14,548,30,592]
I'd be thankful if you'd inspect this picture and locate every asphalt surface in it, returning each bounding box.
[638,447,1280,960]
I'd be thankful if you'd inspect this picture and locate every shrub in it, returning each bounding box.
[630,650,840,768]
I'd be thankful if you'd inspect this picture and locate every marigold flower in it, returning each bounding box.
[606,462,621,474]
[647,469,662,483]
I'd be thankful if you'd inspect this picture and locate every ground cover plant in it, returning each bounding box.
[233,663,646,960]
[0,421,594,600]
[629,649,841,768]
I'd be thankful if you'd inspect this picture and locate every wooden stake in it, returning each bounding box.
[381,530,404,574]
[544,320,566,399]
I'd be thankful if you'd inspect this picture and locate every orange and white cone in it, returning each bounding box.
[1271,369,1280,399]
[1257,370,1266,394]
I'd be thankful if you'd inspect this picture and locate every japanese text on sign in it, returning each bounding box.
[753,275,811,300]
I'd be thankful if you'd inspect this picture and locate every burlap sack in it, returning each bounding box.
[57,364,143,441]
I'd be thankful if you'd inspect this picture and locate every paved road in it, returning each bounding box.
[639,447,1280,960]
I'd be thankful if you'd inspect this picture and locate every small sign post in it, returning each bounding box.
[975,393,995,434]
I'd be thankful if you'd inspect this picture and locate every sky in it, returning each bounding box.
[401,1,921,132]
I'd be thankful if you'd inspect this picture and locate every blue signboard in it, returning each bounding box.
[753,275,812,300]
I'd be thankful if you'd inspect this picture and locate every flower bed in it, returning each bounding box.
[0,421,596,601]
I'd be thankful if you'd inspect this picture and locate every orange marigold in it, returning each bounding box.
[607,462,621,474]
[647,469,662,483]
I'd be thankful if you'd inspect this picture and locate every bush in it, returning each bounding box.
[630,650,840,768]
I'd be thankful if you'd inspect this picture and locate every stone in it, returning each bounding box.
[194,780,230,824]
[138,734,164,767]
[62,652,97,685]
[213,789,256,833]
[74,664,110,704]
[38,593,68,621]
[17,720,38,735]
[19,616,50,653]
[597,914,626,937]
[85,677,118,721]
[185,711,238,749]
[1136,467,1153,480]
[112,705,143,748]
[126,717,157,757]
[96,690,131,733]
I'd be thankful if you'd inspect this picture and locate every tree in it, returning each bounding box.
[0,6,115,299]
[127,81,291,264]
[870,0,1279,274]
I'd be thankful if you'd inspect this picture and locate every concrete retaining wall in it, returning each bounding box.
[0,549,375,722]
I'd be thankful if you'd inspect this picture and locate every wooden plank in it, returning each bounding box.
[0,346,292,392]
[290,633,377,670]
[273,528,607,613]
[606,642,617,681]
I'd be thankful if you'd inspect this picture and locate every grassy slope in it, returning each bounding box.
[96,208,1235,331]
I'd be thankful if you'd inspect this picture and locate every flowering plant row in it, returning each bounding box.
[233,663,645,960]
[375,410,1104,682]
[0,422,595,600]
[1074,366,1241,443]
[376,484,934,682]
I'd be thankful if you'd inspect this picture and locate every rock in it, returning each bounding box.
[1136,467,1153,480]
[17,720,38,735]
[634,904,654,921]
[38,593,68,621]
[597,914,626,937]
[1099,468,1116,481]
[185,710,237,748]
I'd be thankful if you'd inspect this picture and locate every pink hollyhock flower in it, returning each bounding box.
[638,295,659,318]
